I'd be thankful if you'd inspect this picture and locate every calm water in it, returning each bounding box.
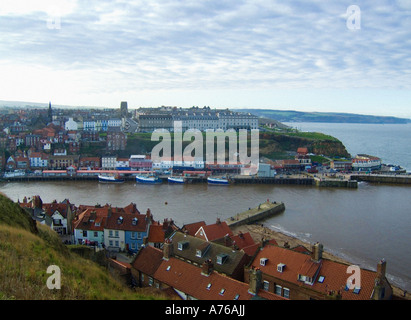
[1,122,411,292]
[284,122,411,171]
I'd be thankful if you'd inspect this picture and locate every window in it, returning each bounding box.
[148,277,153,286]
[353,287,361,294]
[277,263,286,272]
[93,231,98,237]
[131,232,136,239]
[318,276,325,283]
[260,258,268,266]
[82,230,87,237]
[283,287,290,299]
[275,285,282,295]
[219,288,225,296]
[115,231,119,237]
[217,253,228,265]
[234,294,240,300]
[263,280,270,291]
[166,266,171,271]
[206,283,212,290]
[109,230,113,237]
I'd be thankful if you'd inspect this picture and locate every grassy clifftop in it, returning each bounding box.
[0,193,162,300]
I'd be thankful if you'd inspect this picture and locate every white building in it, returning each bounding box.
[102,156,117,169]
[65,118,78,131]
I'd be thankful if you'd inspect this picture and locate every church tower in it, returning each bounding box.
[48,101,52,124]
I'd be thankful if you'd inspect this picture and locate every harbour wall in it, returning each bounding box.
[351,174,411,185]
[225,201,286,228]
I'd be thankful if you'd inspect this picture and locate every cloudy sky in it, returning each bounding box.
[1,0,410,117]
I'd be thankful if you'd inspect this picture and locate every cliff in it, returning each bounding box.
[259,132,350,159]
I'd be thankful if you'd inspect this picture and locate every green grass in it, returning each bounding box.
[0,193,167,300]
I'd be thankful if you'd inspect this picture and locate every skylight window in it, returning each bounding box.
[206,283,212,290]
[234,294,240,300]
[166,266,171,271]
[318,276,325,283]
[353,287,361,294]
[219,288,225,296]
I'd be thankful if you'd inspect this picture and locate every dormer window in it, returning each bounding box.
[216,253,228,265]
[277,263,286,273]
[178,241,189,251]
[260,258,268,266]
[132,217,138,226]
[117,216,123,224]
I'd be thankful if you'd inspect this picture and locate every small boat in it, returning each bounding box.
[98,174,125,183]
[168,176,186,184]
[136,175,162,184]
[207,177,230,185]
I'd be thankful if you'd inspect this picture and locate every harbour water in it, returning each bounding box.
[1,122,411,292]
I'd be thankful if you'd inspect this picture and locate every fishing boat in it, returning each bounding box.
[168,176,186,184]
[136,175,162,184]
[207,176,230,185]
[98,174,125,183]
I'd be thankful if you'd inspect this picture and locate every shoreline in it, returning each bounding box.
[230,223,411,300]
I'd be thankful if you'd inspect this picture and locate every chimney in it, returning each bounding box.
[248,267,262,295]
[311,242,323,262]
[163,239,173,260]
[216,217,221,225]
[377,258,387,279]
[201,259,213,276]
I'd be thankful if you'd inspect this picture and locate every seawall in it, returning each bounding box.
[225,201,285,228]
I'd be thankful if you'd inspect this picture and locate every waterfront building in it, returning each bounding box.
[352,154,382,171]
[48,154,79,170]
[29,152,48,169]
[101,155,117,170]
[79,156,101,169]
[129,155,152,171]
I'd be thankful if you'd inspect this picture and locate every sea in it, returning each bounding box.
[1,122,411,292]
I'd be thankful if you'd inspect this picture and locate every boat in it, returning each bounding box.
[168,176,186,184]
[98,174,125,183]
[136,175,162,184]
[207,177,230,185]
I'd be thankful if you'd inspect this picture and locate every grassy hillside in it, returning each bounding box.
[0,193,164,300]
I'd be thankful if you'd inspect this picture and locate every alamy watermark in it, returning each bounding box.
[46,265,61,289]
[151,121,260,175]
[346,5,361,30]
[46,7,61,30]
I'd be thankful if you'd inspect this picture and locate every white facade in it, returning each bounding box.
[104,228,125,251]
[102,156,117,169]
[65,118,78,131]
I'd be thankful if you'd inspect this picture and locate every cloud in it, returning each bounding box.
[0,0,410,115]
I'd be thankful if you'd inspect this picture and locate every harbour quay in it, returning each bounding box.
[225,200,285,228]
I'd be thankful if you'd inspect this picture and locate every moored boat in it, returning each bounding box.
[98,174,125,183]
[136,175,162,184]
[168,176,186,184]
[207,177,230,185]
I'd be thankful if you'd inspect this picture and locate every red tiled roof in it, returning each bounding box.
[148,225,165,243]
[154,256,286,300]
[105,210,148,232]
[131,245,163,277]
[181,221,206,236]
[251,244,381,300]
[195,220,233,242]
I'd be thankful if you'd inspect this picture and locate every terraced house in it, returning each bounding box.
[73,203,154,253]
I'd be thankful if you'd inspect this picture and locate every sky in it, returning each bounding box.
[0,0,411,118]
